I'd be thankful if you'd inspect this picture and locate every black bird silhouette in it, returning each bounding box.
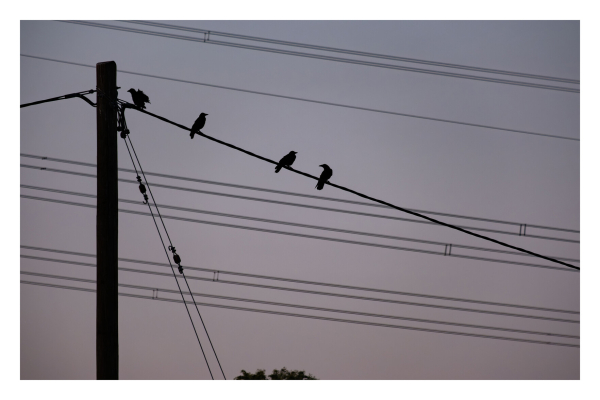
[315,164,333,190]
[275,151,297,173]
[127,89,151,109]
[190,113,208,139]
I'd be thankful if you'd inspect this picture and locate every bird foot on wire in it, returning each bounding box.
[190,130,203,139]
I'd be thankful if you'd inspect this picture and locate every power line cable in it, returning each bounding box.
[20,89,96,108]
[206,39,580,93]
[122,20,580,85]
[20,194,577,273]
[20,86,217,378]
[20,153,580,234]
[120,121,226,380]
[114,102,580,270]
[114,114,216,379]
[20,184,579,263]
[18,85,579,267]
[59,21,579,94]
[19,164,579,244]
[20,54,579,142]
[20,254,579,323]
[128,171,215,379]
[20,245,580,315]
[147,199,215,378]
[20,280,579,348]
[19,270,580,340]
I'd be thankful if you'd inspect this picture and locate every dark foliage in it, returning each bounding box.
[234,367,317,380]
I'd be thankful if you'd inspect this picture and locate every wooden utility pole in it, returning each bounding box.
[96,61,119,380]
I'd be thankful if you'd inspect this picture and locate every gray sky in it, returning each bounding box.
[20,19,581,381]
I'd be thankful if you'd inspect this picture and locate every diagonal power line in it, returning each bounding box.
[119,120,226,379]
[17,75,580,269]
[117,102,580,271]
[20,89,97,109]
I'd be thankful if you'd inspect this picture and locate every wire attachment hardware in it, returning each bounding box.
[136,175,149,204]
[117,109,125,132]
[519,224,527,236]
[169,245,184,274]
[444,244,453,256]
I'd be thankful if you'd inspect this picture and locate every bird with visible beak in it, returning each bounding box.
[127,88,151,109]
[190,113,208,139]
[275,151,297,173]
[315,164,333,190]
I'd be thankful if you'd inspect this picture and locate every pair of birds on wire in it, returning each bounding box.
[127,89,331,190]
[275,151,333,190]
[128,88,207,139]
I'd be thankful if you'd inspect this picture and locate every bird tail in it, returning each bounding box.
[275,165,282,173]
[316,181,324,190]
[190,132,195,139]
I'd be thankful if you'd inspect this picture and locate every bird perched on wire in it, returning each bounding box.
[190,113,208,139]
[315,164,333,190]
[127,89,151,109]
[275,151,297,173]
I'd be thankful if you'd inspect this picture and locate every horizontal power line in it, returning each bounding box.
[20,153,580,234]
[20,279,579,348]
[20,194,577,272]
[60,21,580,94]
[20,164,579,244]
[20,54,579,142]
[20,245,580,315]
[123,20,580,84]
[20,254,579,323]
[20,269,580,340]
[20,184,579,263]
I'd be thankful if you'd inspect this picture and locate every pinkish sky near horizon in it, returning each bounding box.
[20,20,579,380]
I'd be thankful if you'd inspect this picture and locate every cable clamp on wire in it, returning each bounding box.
[444,244,452,256]
[519,224,527,236]
[169,245,184,274]
[136,175,149,204]
[117,105,131,137]
[117,108,125,132]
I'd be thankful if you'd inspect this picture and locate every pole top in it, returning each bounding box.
[96,61,117,68]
